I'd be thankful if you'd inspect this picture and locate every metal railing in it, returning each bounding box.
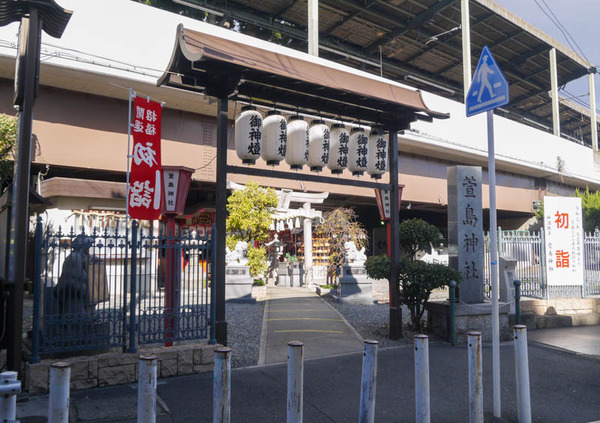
[31,217,213,361]
[485,229,544,299]
[584,231,600,296]
[484,228,600,299]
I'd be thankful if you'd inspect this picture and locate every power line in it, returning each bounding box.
[533,0,592,65]
[538,0,591,64]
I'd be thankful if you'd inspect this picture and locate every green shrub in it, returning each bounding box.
[252,278,265,286]
[365,255,390,281]
[364,219,462,332]
[247,246,268,277]
[399,259,461,331]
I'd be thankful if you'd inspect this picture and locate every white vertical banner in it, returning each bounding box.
[543,196,584,286]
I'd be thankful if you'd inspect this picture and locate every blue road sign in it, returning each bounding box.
[466,46,509,117]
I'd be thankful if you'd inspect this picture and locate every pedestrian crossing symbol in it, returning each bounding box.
[466,45,509,117]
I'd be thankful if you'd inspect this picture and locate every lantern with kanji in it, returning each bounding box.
[285,116,309,170]
[348,127,369,176]
[327,123,349,175]
[367,129,388,179]
[261,110,287,166]
[235,105,262,165]
[307,119,330,172]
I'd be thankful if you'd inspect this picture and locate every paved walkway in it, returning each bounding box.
[259,286,363,364]
[528,324,600,357]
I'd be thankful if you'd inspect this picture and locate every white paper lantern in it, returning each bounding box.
[308,120,330,172]
[367,129,388,179]
[328,123,349,174]
[348,127,369,176]
[285,116,309,170]
[261,110,287,166]
[235,105,262,165]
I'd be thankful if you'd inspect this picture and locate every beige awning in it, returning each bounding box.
[158,24,448,126]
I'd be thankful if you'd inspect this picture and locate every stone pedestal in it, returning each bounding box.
[426,300,511,344]
[225,265,254,302]
[499,256,517,314]
[339,266,373,304]
[276,262,304,287]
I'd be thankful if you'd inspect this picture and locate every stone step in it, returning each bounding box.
[509,311,536,330]
[535,313,600,329]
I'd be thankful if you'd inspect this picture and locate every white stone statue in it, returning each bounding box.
[225,241,249,266]
[344,241,367,266]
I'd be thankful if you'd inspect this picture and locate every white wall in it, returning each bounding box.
[411,90,600,187]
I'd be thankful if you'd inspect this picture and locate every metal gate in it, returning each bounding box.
[584,230,600,296]
[31,218,213,361]
[484,229,545,299]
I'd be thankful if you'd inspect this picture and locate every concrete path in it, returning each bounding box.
[528,324,600,357]
[258,286,363,364]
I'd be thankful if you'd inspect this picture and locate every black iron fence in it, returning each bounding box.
[30,218,214,362]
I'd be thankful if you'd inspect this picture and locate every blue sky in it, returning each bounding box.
[494,0,599,110]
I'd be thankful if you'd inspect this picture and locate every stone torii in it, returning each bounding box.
[227,181,329,287]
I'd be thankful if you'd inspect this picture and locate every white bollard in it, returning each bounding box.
[0,371,21,422]
[48,362,71,423]
[138,355,158,423]
[213,347,232,423]
[414,334,430,423]
[468,332,484,423]
[514,325,532,423]
[287,341,304,423]
[359,340,378,423]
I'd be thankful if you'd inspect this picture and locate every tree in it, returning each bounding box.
[365,218,461,332]
[575,188,600,232]
[0,113,17,191]
[226,181,278,276]
[315,208,368,281]
[226,180,278,245]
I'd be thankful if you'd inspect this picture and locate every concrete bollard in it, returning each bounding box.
[138,355,158,423]
[359,340,379,423]
[213,347,232,423]
[287,341,304,423]
[414,335,430,423]
[48,362,71,423]
[468,332,483,423]
[0,371,21,422]
[514,325,532,423]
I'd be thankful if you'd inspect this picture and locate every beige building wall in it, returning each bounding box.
[0,79,540,215]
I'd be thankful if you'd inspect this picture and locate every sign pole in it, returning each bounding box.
[466,45,508,418]
[487,110,501,417]
[126,89,134,221]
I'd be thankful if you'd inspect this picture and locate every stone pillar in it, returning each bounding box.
[448,166,484,303]
[303,202,313,287]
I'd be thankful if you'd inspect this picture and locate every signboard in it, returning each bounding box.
[163,168,180,213]
[374,186,404,221]
[543,196,584,286]
[129,97,162,220]
[466,45,509,117]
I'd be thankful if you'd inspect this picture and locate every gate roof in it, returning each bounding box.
[158,24,448,127]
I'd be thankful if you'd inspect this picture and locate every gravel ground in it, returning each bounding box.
[325,297,420,348]
[226,301,266,368]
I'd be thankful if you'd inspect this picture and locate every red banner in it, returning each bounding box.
[128,96,162,220]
